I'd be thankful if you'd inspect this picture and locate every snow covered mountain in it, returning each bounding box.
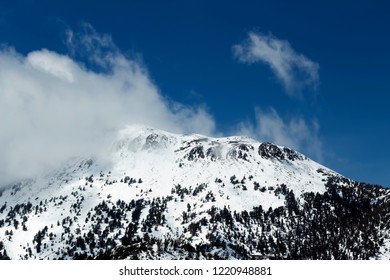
[0,125,389,260]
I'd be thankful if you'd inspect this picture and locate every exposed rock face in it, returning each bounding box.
[258,142,304,161]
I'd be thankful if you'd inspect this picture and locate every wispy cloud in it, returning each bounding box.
[237,107,323,162]
[65,23,125,72]
[233,32,319,96]
[0,25,215,185]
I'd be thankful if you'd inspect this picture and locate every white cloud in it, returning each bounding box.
[237,107,323,162]
[233,32,319,96]
[27,49,76,82]
[0,26,215,185]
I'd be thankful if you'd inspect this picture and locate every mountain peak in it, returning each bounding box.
[113,124,305,163]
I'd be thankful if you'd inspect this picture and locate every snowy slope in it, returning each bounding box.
[0,125,389,260]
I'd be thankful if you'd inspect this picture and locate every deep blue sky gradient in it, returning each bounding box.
[1,0,389,187]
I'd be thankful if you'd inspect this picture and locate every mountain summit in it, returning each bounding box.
[0,125,389,259]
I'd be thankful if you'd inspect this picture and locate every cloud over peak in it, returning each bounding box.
[0,25,215,185]
[237,107,323,162]
[233,32,319,96]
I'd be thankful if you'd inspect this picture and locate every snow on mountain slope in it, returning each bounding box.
[0,125,389,260]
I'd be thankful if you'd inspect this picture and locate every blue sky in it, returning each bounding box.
[0,0,389,187]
